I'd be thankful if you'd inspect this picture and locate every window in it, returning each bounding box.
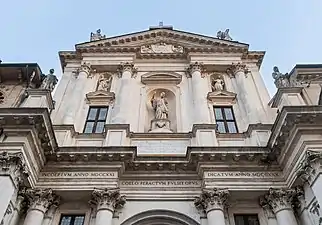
[59,215,85,225]
[234,214,260,225]
[83,107,108,133]
[214,106,238,133]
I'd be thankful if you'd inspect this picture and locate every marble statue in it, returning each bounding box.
[90,29,106,41]
[217,29,233,41]
[211,77,225,91]
[151,91,169,120]
[272,66,290,88]
[40,69,58,92]
[97,74,112,91]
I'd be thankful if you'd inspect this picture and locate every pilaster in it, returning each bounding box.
[117,62,137,78]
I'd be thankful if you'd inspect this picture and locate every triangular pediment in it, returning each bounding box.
[85,90,115,105]
[141,72,182,85]
[76,28,249,51]
[207,90,237,104]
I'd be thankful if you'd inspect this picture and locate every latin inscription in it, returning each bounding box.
[40,172,117,178]
[120,180,201,188]
[205,172,281,178]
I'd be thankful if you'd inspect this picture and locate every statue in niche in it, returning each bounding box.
[217,29,233,41]
[97,74,112,91]
[272,66,290,88]
[151,91,169,120]
[40,69,58,92]
[90,29,106,41]
[211,77,225,91]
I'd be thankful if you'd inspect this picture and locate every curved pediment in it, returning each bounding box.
[141,72,182,85]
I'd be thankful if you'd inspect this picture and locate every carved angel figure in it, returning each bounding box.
[40,69,58,92]
[216,29,233,41]
[211,77,225,91]
[151,91,169,120]
[272,66,290,88]
[97,74,112,91]
[90,29,106,41]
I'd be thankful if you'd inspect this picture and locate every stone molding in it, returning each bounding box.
[90,188,126,212]
[194,188,229,212]
[0,151,29,187]
[297,150,322,184]
[186,62,205,77]
[263,187,302,214]
[141,72,182,85]
[117,62,137,78]
[20,188,60,214]
[226,62,249,78]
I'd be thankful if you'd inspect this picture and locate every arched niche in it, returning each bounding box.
[120,210,200,225]
[145,88,177,132]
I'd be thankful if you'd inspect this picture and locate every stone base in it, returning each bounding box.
[149,119,173,133]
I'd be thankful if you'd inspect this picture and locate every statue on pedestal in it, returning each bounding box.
[272,66,290,88]
[97,74,112,91]
[211,77,225,91]
[40,69,58,92]
[149,91,172,132]
[90,29,106,41]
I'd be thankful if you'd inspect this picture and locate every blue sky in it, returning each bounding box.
[1,0,321,95]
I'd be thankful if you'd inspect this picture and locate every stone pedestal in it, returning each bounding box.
[22,188,59,225]
[90,188,126,225]
[149,119,172,133]
[20,89,54,112]
[195,188,229,225]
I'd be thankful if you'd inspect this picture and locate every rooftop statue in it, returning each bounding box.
[272,66,290,88]
[90,29,106,41]
[40,69,58,92]
[217,29,233,41]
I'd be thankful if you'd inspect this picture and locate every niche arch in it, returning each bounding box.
[145,88,177,132]
[120,210,200,225]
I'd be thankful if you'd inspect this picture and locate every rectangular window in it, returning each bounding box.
[234,214,260,225]
[84,106,108,133]
[59,215,85,225]
[214,106,238,133]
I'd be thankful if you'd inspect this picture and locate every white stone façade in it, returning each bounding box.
[0,26,322,225]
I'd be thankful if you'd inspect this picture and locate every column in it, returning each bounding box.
[63,62,91,125]
[8,195,24,225]
[111,62,136,126]
[22,188,59,225]
[296,189,313,225]
[259,197,278,225]
[265,188,299,225]
[0,151,28,222]
[298,150,322,207]
[227,63,257,125]
[195,188,229,225]
[42,203,59,225]
[90,188,126,225]
[187,62,210,124]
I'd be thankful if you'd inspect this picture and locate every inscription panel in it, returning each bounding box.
[132,140,189,155]
[205,171,282,178]
[120,180,201,188]
[40,171,118,179]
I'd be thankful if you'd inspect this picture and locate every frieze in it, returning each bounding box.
[205,171,281,178]
[40,171,118,179]
[120,180,201,188]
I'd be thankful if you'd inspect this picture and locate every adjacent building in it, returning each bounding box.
[0,25,322,225]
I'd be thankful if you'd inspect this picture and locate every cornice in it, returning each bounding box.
[270,87,304,108]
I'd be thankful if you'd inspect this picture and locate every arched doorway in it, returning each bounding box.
[120,210,200,225]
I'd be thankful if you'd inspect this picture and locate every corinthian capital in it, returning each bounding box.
[264,188,300,214]
[0,151,29,187]
[73,62,94,78]
[186,62,205,77]
[117,62,137,78]
[195,188,229,212]
[226,62,249,78]
[297,150,322,184]
[90,188,126,212]
[21,188,60,213]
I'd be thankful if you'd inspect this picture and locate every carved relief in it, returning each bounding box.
[195,188,229,212]
[89,188,126,212]
[141,42,184,54]
[97,73,112,92]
